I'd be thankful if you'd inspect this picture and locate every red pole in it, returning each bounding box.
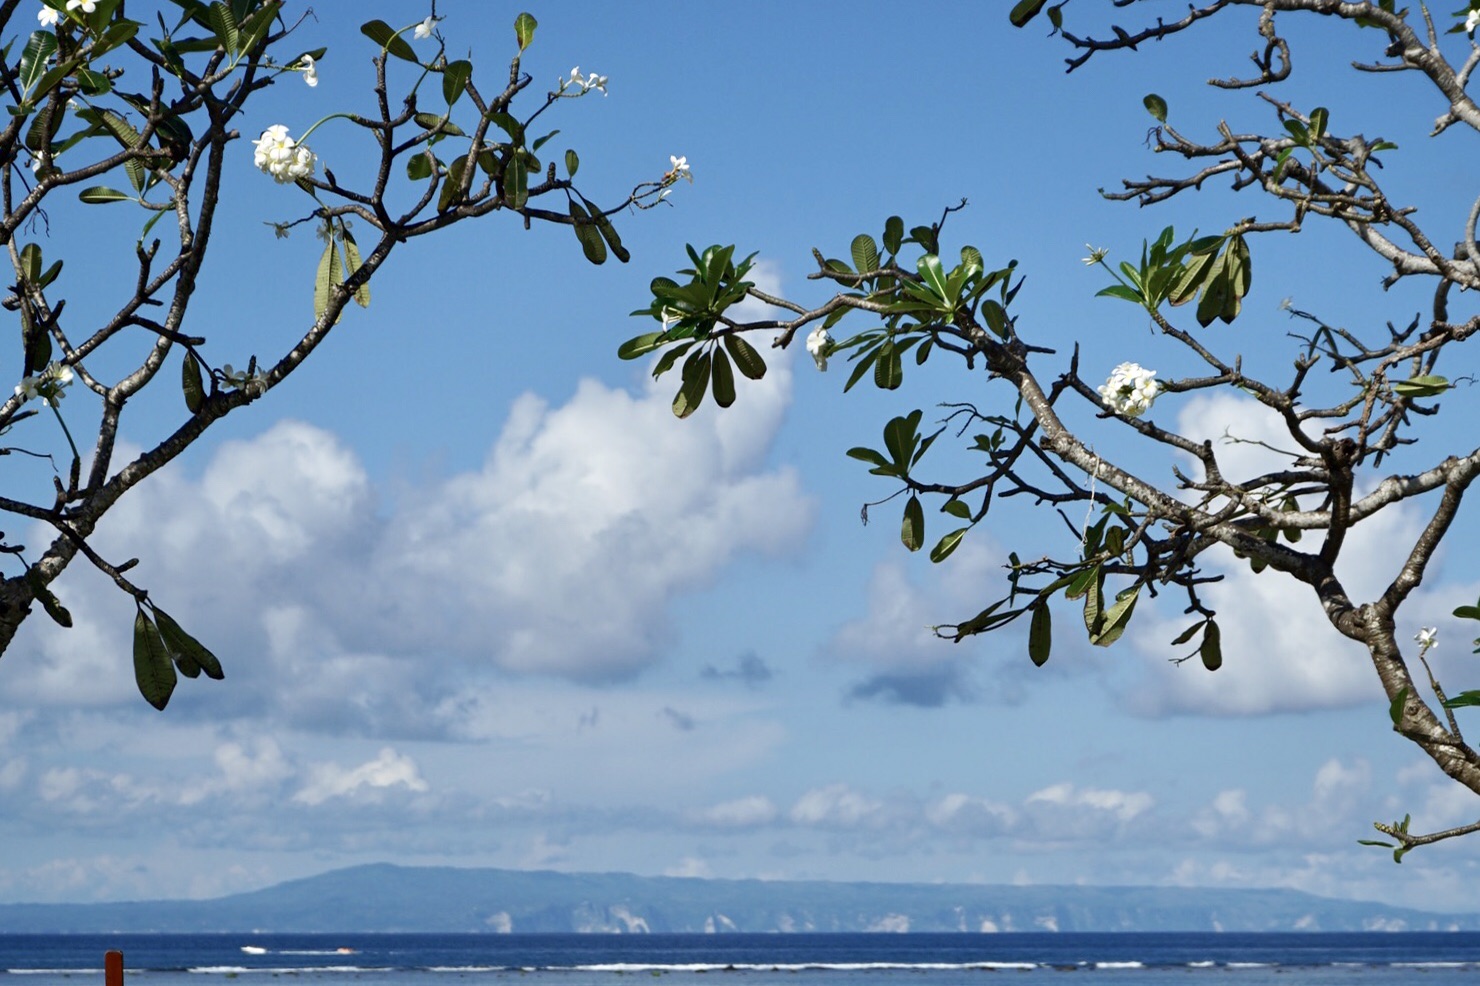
[105,951,123,986]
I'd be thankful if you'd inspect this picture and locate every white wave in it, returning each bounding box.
[1094,961,1145,969]
[9,970,105,975]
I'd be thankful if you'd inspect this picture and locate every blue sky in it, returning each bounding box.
[4,0,1480,915]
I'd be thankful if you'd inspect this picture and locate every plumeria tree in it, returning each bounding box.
[0,1,683,708]
[626,0,1480,858]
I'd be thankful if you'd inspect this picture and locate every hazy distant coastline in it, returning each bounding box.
[0,863,1474,934]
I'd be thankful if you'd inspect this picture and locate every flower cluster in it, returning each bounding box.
[15,361,75,407]
[221,363,267,390]
[252,125,316,183]
[1097,361,1159,417]
[37,0,93,25]
[559,66,608,95]
[806,326,833,371]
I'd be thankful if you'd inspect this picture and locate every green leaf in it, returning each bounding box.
[883,410,921,470]
[851,234,880,275]
[1097,284,1144,305]
[565,148,579,178]
[1308,106,1329,141]
[672,349,710,419]
[503,150,528,209]
[1393,375,1450,398]
[874,343,903,390]
[1169,620,1206,647]
[341,229,371,308]
[1200,620,1223,671]
[930,527,967,563]
[207,1,240,55]
[182,353,204,413]
[1143,93,1167,123]
[133,610,177,711]
[581,195,630,263]
[1064,565,1098,600]
[154,607,225,680]
[439,155,468,211]
[711,345,736,408]
[569,201,607,265]
[514,12,537,51]
[1092,586,1139,647]
[1441,689,1480,710]
[1008,0,1047,27]
[442,59,472,106]
[20,243,41,283]
[413,112,465,137]
[902,495,924,552]
[1082,569,1103,634]
[407,153,435,181]
[359,19,418,62]
[845,446,894,473]
[314,236,342,323]
[942,498,971,520]
[77,185,134,204]
[724,333,766,380]
[18,31,58,96]
[1029,602,1052,667]
[618,332,664,360]
[883,216,904,256]
[1453,604,1480,621]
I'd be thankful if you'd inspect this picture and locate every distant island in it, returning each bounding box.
[1,863,1474,934]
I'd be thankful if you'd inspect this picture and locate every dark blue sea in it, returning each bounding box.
[3,933,1480,986]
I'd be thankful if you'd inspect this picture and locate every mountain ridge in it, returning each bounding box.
[0,863,1472,933]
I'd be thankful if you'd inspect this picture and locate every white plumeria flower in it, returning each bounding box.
[37,5,60,27]
[14,375,41,401]
[16,361,75,406]
[414,16,435,40]
[586,71,608,94]
[1468,8,1480,34]
[1082,245,1108,266]
[252,124,317,183]
[298,54,318,87]
[1097,361,1159,417]
[1416,627,1438,650]
[65,0,95,12]
[806,326,833,371]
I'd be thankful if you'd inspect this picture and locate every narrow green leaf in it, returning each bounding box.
[1441,689,1480,710]
[207,1,240,55]
[439,155,468,211]
[1200,620,1223,671]
[724,333,766,380]
[1029,602,1052,666]
[875,344,903,390]
[1082,570,1104,635]
[413,112,465,137]
[569,201,607,265]
[618,332,664,360]
[133,610,177,711]
[182,353,204,413]
[581,196,630,263]
[708,345,737,408]
[78,186,134,204]
[503,150,528,209]
[1453,604,1480,621]
[930,527,967,563]
[1092,586,1139,647]
[18,31,58,96]
[360,19,419,62]
[1169,620,1206,647]
[1143,93,1168,123]
[672,349,710,419]
[514,12,537,50]
[341,229,371,308]
[155,607,225,680]
[902,495,924,552]
[314,236,342,323]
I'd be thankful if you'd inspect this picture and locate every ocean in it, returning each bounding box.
[2,932,1479,986]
